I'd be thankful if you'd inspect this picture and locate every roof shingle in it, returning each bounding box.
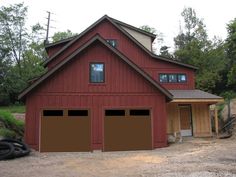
[169,90,222,99]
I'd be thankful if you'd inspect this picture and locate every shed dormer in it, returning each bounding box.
[110,17,156,52]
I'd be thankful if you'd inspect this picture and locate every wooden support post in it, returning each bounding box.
[214,105,219,136]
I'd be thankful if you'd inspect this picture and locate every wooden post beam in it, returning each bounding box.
[214,105,219,136]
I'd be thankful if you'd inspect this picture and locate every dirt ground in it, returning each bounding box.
[1,136,236,177]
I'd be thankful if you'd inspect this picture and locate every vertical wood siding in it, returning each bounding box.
[46,19,195,90]
[192,104,212,137]
[166,103,212,137]
[166,103,180,134]
[25,43,167,150]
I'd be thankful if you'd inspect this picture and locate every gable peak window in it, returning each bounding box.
[106,39,117,48]
[90,63,105,83]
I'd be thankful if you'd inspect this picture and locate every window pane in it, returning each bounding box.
[90,63,104,83]
[168,74,177,83]
[107,39,117,48]
[130,110,150,116]
[178,74,187,82]
[159,74,168,82]
[43,110,63,116]
[105,110,125,116]
[68,110,88,116]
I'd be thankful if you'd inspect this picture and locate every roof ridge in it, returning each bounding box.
[43,15,197,70]
[43,15,109,66]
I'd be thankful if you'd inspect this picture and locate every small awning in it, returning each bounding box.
[169,89,224,103]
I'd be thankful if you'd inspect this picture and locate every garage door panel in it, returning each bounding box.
[104,111,152,151]
[41,110,91,152]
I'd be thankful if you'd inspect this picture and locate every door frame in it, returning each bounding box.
[178,104,193,136]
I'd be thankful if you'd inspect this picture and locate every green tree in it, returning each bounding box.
[174,7,226,92]
[160,46,173,58]
[225,18,236,87]
[52,30,77,42]
[0,3,46,104]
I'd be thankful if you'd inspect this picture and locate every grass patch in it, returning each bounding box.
[0,105,25,113]
[0,110,24,139]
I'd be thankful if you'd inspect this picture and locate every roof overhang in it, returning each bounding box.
[168,89,224,104]
[171,98,224,104]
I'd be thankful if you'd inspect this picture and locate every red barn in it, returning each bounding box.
[19,15,223,152]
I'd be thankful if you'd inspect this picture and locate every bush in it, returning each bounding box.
[0,128,16,138]
[0,105,25,113]
[0,110,24,139]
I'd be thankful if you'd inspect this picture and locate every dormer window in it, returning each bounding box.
[106,39,117,48]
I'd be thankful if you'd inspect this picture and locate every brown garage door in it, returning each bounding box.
[40,109,91,152]
[104,109,152,151]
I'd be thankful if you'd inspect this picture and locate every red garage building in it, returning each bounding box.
[19,15,222,152]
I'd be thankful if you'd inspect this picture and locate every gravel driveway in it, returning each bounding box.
[1,137,236,177]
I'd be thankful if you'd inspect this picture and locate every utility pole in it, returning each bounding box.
[44,11,51,45]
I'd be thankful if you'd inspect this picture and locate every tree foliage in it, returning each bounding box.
[52,30,77,43]
[0,3,46,105]
[174,7,227,93]
[159,46,173,58]
[225,18,236,87]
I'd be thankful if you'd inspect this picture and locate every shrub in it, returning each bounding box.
[0,128,16,138]
[0,110,24,139]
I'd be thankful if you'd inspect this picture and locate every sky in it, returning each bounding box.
[1,0,236,52]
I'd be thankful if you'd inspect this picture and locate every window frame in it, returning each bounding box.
[89,62,105,83]
[159,73,187,83]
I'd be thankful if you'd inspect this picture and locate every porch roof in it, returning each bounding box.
[169,89,224,103]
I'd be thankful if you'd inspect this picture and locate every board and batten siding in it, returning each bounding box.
[46,19,195,90]
[191,104,212,137]
[25,42,168,150]
[166,103,180,134]
[167,103,212,137]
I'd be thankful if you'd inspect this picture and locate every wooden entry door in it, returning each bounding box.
[179,106,192,136]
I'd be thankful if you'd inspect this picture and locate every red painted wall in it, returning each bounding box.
[45,19,195,90]
[25,42,167,150]
[46,42,68,58]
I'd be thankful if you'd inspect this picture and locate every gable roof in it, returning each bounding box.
[45,35,75,48]
[19,35,173,100]
[43,15,197,70]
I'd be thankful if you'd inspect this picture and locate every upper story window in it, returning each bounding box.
[178,74,187,83]
[168,74,177,83]
[159,74,168,83]
[106,39,117,48]
[159,73,187,83]
[90,63,105,83]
